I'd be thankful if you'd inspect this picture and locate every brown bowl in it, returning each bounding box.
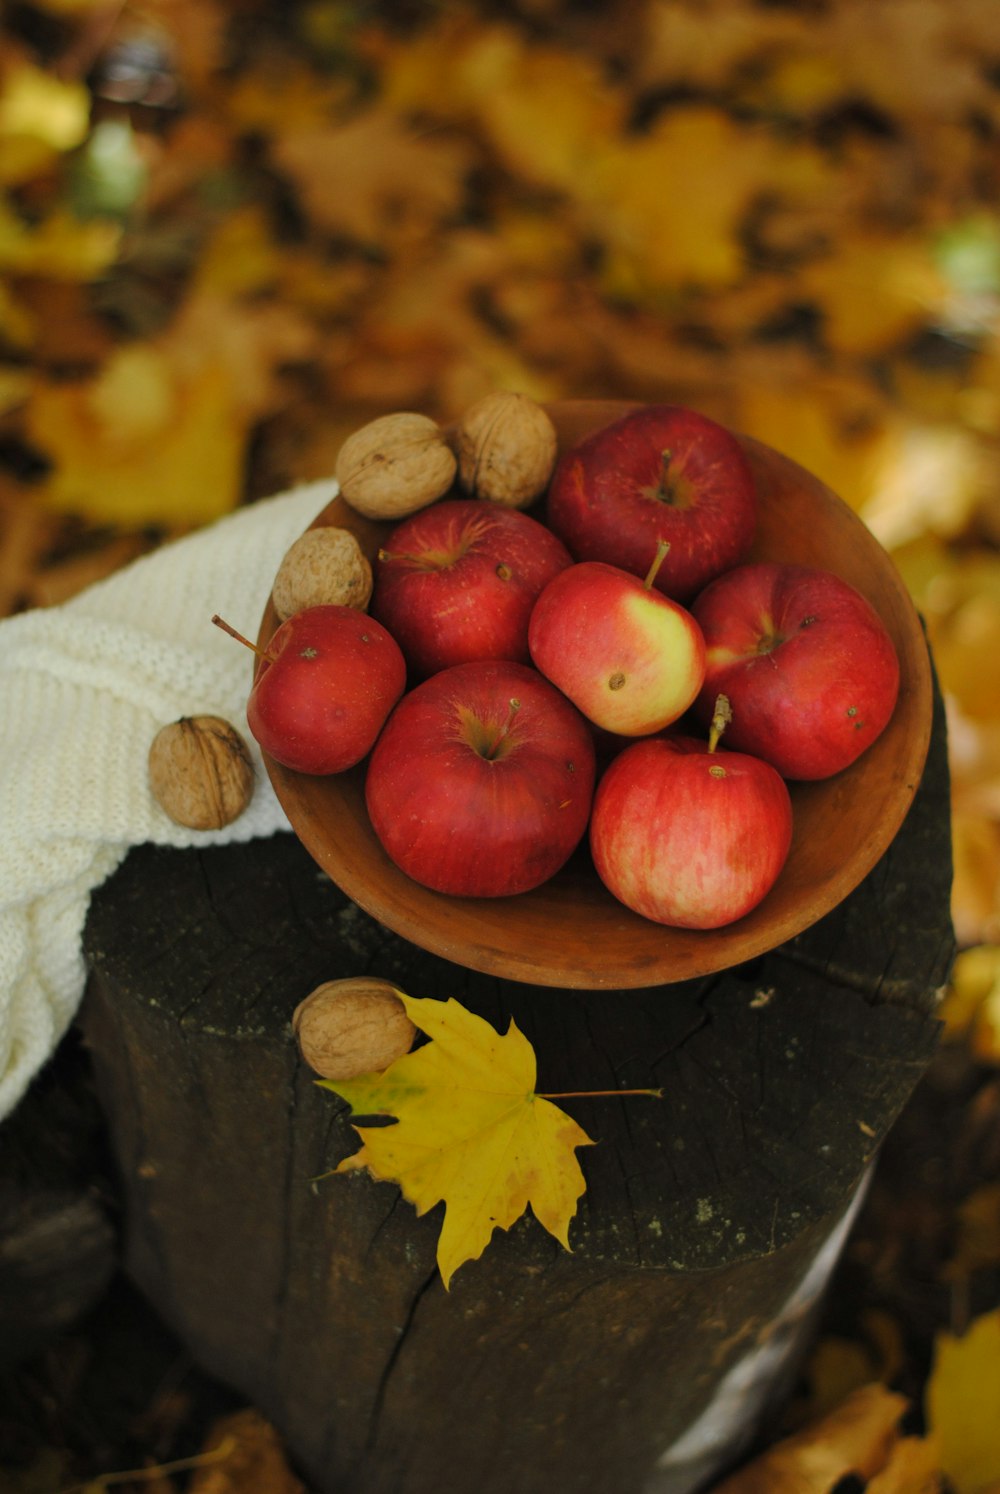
[256,400,933,990]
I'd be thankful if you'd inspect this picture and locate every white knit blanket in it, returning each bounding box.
[0,479,340,1123]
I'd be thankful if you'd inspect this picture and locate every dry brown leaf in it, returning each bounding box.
[865,1436,944,1494]
[223,59,354,136]
[711,1383,910,1493]
[634,0,808,95]
[0,479,59,617]
[823,0,997,127]
[188,1409,305,1494]
[271,109,473,247]
[944,1181,1000,1278]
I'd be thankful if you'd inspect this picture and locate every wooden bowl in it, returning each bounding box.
[256,400,933,990]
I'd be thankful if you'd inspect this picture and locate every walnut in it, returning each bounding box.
[149,715,254,830]
[455,391,558,509]
[293,978,416,1080]
[271,527,372,621]
[335,412,456,520]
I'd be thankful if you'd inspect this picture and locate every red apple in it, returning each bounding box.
[370,498,573,679]
[364,660,595,897]
[589,725,793,929]
[527,545,706,735]
[690,562,901,780]
[545,404,757,601]
[244,605,406,774]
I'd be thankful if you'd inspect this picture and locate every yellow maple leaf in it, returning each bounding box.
[937,944,1000,1055]
[323,994,596,1290]
[795,233,950,357]
[926,1309,1000,1494]
[25,287,315,527]
[594,107,833,294]
[735,373,897,513]
[0,195,120,281]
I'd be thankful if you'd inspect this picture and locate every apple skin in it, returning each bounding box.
[589,735,793,929]
[370,498,573,679]
[248,604,406,775]
[690,562,901,780]
[527,559,707,736]
[364,660,596,897]
[545,404,757,602]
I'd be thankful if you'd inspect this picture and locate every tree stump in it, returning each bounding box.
[78,681,953,1494]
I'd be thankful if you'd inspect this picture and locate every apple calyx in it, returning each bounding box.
[643,539,671,590]
[212,613,276,665]
[378,513,499,575]
[460,696,523,762]
[642,449,694,510]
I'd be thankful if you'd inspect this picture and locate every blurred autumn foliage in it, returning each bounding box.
[3,0,1000,1489]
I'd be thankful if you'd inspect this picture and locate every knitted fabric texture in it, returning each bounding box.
[0,479,339,1122]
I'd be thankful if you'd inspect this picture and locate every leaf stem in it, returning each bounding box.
[537,1088,663,1099]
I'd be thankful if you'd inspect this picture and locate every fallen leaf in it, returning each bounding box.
[0,59,90,153]
[475,34,626,193]
[634,0,807,96]
[865,1435,944,1493]
[710,1383,910,1493]
[0,197,121,280]
[735,373,897,513]
[24,286,315,526]
[595,106,835,294]
[926,1309,1000,1494]
[323,994,595,1289]
[950,813,1000,950]
[796,233,950,357]
[937,944,1000,1051]
[862,423,987,550]
[27,350,246,525]
[270,108,473,248]
[188,1409,305,1493]
[944,1182,1000,1280]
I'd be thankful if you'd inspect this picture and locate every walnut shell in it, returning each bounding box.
[455,391,558,509]
[149,715,254,830]
[272,527,373,621]
[335,412,456,520]
[293,978,416,1080]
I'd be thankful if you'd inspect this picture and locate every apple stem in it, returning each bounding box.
[537,1088,664,1099]
[484,697,521,759]
[707,693,732,753]
[643,539,671,590]
[211,613,275,663]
